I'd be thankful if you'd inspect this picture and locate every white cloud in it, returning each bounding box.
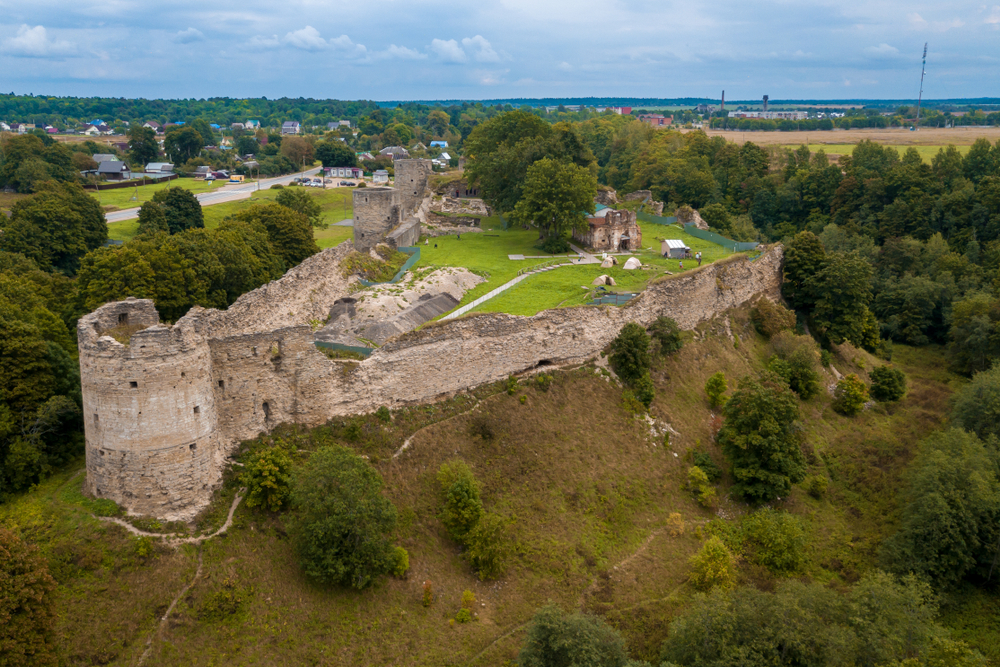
[284,26,327,51]
[557,61,572,71]
[249,34,280,48]
[462,35,499,62]
[865,43,898,55]
[908,12,928,27]
[3,25,76,57]
[380,44,426,60]
[986,5,1000,27]
[430,38,466,63]
[173,27,205,44]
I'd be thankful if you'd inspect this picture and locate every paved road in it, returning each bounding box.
[104,168,324,223]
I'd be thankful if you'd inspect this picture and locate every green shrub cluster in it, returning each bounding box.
[704,371,727,408]
[688,536,736,591]
[240,446,293,512]
[436,461,510,580]
[869,365,906,402]
[751,297,796,338]
[833,373,869,415]
[687,466,717,508]
[610,322,656,411]
[649,316,684,356]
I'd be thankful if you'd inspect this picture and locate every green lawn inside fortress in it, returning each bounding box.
[106,186,356,248]
[415,216,740,318]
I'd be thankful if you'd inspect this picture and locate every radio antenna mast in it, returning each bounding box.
[915,43,928,130]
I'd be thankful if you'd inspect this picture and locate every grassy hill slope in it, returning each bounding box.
[2,305,987,666]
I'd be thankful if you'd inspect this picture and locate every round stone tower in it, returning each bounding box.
[78,298,221,520]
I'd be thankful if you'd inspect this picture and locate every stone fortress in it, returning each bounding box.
[78,165,786,521]
[352,159,431,251]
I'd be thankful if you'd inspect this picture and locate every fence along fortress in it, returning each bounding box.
[78,183,784,521]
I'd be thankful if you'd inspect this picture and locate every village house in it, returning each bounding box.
[572,205,642,252]
[92,153,119,164]
[325,166,364,179]
[281,121,301,135]
[245,120,261,130]
[373,169,390,184]
[379,145,410,159]
[145,162,174,174]
[638,114,672,127]
[143,121,162,133]
[96,161,132,181]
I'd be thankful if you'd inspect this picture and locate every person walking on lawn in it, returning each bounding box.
[696,251,702,266]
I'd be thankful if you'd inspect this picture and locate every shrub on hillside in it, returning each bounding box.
[869,365,907,402]
[751,298,796,338]
[609,322,651,384]
[692,451,723,482]
[659,572,978,667]
[718,373,805,503]
[649,316,683,356]
[633,372,655,408]
[740,509,807,574]
[464,512,510,580]
[240,446,293,512]
[291,446,398,588]
[952,365,1000,440]
[517,604,629,667]
[768,332,821,399]
[705,371,728,408]
[436,459,484,542]
[0,528,57,667]
[833,374,869,416]
[689,537,736,591]
[687,466,717,508]
[881,428,1000,589]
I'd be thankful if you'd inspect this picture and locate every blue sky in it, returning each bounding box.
[0,0,997,100]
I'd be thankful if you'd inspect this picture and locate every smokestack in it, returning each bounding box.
[763,95,769,112]
[721,90,725,111]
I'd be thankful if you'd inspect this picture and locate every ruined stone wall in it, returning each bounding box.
[386,217,421,248]
[80,246,783,519]
[353,187,399,252]
[393,159,432,215]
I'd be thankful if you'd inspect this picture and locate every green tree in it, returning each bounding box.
[881,429,1000,588]
[291,446,398,588]
[833,374,868,416]
[609,322,651,384]
[751,298,796,338]
[810,252,878,349]
[151,186,204,235]
[127,125,159,167]
[704,371,727,408]
[740,508,807,574]
[279,136,314,167]
[767,333,821,400]
[659,572,959,667]
[314,140,358,168]
[0,528,57,667]
[275,187,323,227]
[512,157,597,240]
[241,446,293,512]
[649,316,683,356]
[0,134,78,192]
[718,373,805,503]
[518,603,630,667]
[163,126,204,164]
[464,512,511,580]
[465,111,594,214]
[436,459,484,542]
[952,365,1000,440]
[782,231,826,310]
[1,181,107,274]
[136,201,168,236]
[226,202,317,269]
[870,365,907,402]
[688,536,736,591]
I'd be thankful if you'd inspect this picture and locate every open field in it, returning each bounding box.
[696,126,1000,147]
[803,143,973,163]
[5,310,988,665]
[91,177,223,210]
[106,186,355,246]
[416,217,742,317]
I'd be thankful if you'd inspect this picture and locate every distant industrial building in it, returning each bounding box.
[727,110,807,120]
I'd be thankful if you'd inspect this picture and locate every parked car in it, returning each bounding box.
[292,177,301,182]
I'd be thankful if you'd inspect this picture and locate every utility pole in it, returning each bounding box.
[915,43,928,130]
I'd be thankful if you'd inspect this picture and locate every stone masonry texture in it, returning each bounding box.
[79,244,783,520]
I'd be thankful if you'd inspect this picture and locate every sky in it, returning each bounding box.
[0,0,998,101]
